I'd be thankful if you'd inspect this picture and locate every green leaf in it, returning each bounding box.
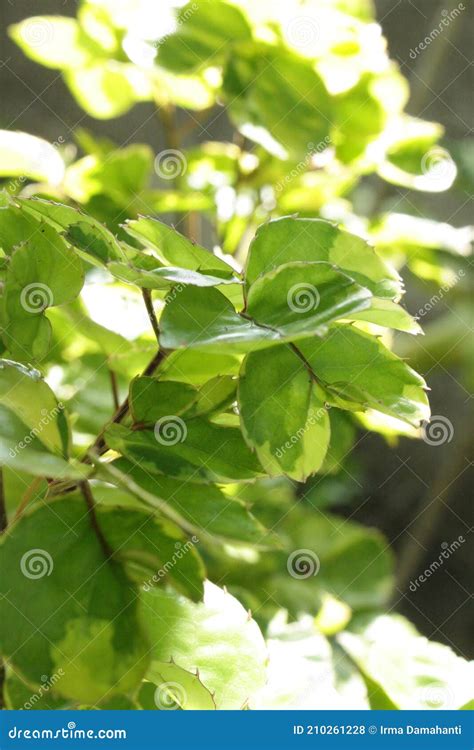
[2,223,84,360]
[4,670,71,710]
[186,376,236,417]
[156,1,252,74]
[338,614,474,709]
[239,345,331,480]
[0,498,149,703]
[159,286,279,354]
[130,377,198,425]
[297,326,430,426]
[9,17,96,70]
[104,418,264,484]
[0,359,66,455]
[245,217,401,299]
[224,45,331,159]
[347,299,422,334]
[0,204,47,256]
[138,662,216,710]
[123,216,235,278]
[157,349,240,385]
[141,582,267,708]
[0,131,65,185]
[110,458,271,547]
[96,504,205,601]
[0,359,87,480]
[246,261,372,338]
[65,62,152,119]
[108,259,239,290]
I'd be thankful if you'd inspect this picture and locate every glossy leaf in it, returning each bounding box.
[141,582,267,708]
[245,217,401,299]
[239,345,331,480]
[104,419,265,484]
[298,326,430,426]
[0,498,149,703]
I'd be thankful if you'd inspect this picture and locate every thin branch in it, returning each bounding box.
[108,368,120,411]
[79,481,113,559]
[14,476,42,522]
[141,289,161,343]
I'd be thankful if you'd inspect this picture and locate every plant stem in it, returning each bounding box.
[141,289,161,343]
[108,368,120,411]
[79,481,112,559]
[14,476,42,522]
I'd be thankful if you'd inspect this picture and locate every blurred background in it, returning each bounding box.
[1,0,472,657]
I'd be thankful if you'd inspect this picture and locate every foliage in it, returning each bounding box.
[0,0,472,711]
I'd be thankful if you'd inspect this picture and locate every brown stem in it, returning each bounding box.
[79,481,112,559]
[108,368,120,411]
[141,289,161,343]
[14,476,42,522]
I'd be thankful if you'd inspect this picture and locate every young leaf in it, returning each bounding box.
[96,505,205,601]
[123,216,235,278]
[104,419,265,484]
[245,217,401,299]
[347,298,422,334]
[0,498,150,703]
[246,261,372,338]
[141,582,267,708]
[2,223,84,359]
[109,458,272,547]
[298,326,430,426]
[239,345,331,481]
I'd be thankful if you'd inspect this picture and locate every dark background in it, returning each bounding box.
[1,0,472,658]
